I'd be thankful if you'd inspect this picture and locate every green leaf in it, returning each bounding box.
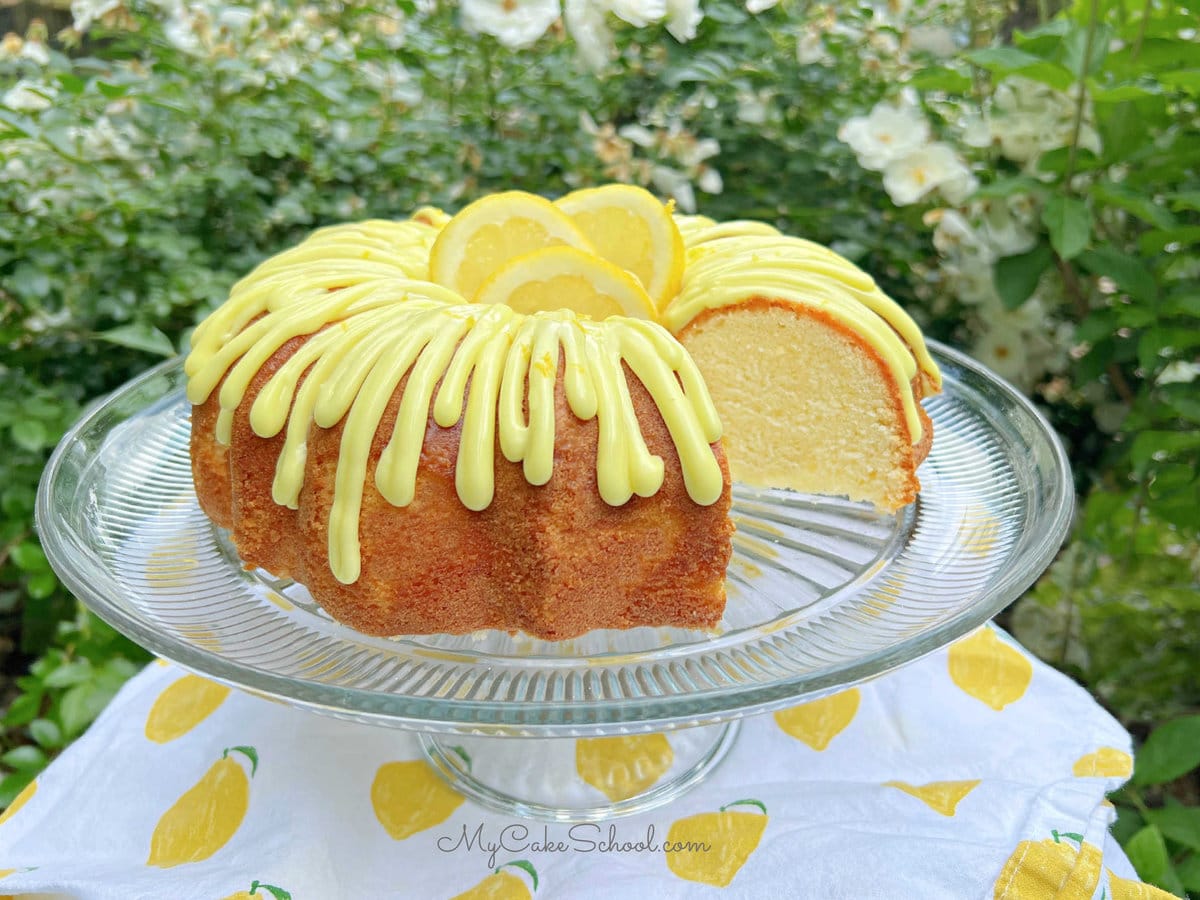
[1125,825,1169,882]
[0,771,36,807]
[96,81,129,99]
[1140,226,1200,256]
[1038,146,1102,174]
[1091,181,1177,230]
[1169,191,1200,212]
[1144,805,1200,852]
[1125,825,1187,895]
[56,73,86,95]
[10,541,48,573]
[1134,716,1200,785]
[42,659,93,688]
[964,48,1074,91]
[1091,83,1161,103]
[994,243,1054,309]
[25,572,58,600]
[59,679,122,738]
[3,692,43,727]
[1076,247,1158,301]
[28,718,63,749]
[974,176,1045,199]
[1159,69,1200,92]
[1098,101,1146,163]
[1178,854,1200,892]
[10,420,49,452]
[1042,195,1091,260]
[1130,433,1200,478]
[1,745,47,771]
[1063,22,1111,77]
[909,67,973,92]
[95,324,177,357]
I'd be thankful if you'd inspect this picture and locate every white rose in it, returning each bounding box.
[564,0,614,70]
[697,167,722,194]
[610,0,666,27]
[1157,360,1200,385]
[460,0,561,49]
[796,31,827,65]
[881,142,970,206]
[978,200,1038,258]
[2,81,52,112]
[72,0,121,33]
[651,165,696,213]
[907,24,958,57]
[837,102,930,171]
[665,0,702,42]
[735,89,769,125]
[618,123,657,148]
[19,40,50,66]
[972,322,1029,384]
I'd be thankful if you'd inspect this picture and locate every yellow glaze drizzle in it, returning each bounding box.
[665,223,941,442]
[186,217,723,585]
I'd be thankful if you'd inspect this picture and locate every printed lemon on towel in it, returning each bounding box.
[666,798,768,888]
[145,674,230,743]
[452,860,538,900]
[555,184,685,309]
[429,191,594,300]
[371,759,464,840]
[475,247,658,320]
[148,746,257,867]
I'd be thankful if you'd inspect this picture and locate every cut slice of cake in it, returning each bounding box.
[665,219,940,511]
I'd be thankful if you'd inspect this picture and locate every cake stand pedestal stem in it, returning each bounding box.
[418,720,740,823]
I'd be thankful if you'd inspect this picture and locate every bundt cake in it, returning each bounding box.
[186,187,939,640]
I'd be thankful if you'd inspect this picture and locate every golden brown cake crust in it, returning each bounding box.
[191,334,733,640]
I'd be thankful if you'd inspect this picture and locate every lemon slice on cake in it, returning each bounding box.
[429,191,594,300]
[555,184,686,310]
[474,246,658,320]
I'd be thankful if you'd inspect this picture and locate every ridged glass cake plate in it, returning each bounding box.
[37,342,1072,821]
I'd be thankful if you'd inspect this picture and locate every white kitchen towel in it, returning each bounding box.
[0,625,1169,899]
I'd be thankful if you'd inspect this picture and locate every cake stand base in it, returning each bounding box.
[418,721,740,822]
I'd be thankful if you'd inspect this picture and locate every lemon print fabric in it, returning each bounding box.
[145,674,231,743]
[575,734,674,801]
[1073,747,1133,778]
[371,760,464,840]
[1106,868,1179,899]
[148,746,256,868]
[451,860,538,900]
[949,627,1032,711]
[666,799,768,887]
[221,881,292,900]
[0,780,35,828]
[773,688,860,750]
[885,780,980,817]
[992,832,1103,899]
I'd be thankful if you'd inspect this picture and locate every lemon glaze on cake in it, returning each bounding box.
[186,219,724,585]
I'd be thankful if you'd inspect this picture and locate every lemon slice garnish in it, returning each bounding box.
[429,191,594,300]
[555,184,685,311]
[474,246,659,321]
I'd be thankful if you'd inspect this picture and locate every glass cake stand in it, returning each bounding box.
[36,341,1072,822]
